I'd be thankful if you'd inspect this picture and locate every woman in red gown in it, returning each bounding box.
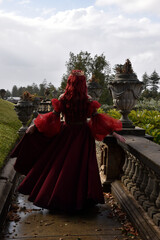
[11,70,125,212]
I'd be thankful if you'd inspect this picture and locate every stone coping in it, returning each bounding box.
[117,127,145,136]
[117,135,160,175]
[0,158,17,228]
[112,180,160,240]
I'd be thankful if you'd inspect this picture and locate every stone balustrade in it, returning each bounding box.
[98,134,160,239]
[38,100,53,114]
[115,135,160,226]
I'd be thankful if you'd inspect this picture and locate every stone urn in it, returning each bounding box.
[15,99,34,137]
[52,89,58,98]
[109,60,144,128]
[32,97,41,118]
[87,76,102,101]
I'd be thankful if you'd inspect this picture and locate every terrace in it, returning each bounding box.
[0,60,160,240]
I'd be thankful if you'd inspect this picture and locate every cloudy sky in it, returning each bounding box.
[0,0,160,91]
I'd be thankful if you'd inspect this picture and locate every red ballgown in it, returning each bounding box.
[10,99,122,212]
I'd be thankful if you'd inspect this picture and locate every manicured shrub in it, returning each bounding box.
[106,108,160,145]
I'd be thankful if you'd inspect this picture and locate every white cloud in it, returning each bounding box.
[41,8,56,16]
[18,0,30,5]
[95,0,160,15]
[0,6,160,91]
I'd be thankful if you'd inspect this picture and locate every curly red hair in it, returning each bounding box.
[60,70,89,119]
[62,70,88,101]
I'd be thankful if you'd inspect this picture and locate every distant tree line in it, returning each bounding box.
[2,79,56,99]
[1,51,160,104]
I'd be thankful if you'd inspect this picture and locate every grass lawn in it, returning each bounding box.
[0,99,21,169]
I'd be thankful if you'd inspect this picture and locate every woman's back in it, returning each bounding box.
[60,98,90,123]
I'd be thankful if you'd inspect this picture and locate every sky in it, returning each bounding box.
[0,0,160,91]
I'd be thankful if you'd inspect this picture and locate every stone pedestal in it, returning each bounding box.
[101,136,125,187]
[99,127,152,189]
[118,127,145,136]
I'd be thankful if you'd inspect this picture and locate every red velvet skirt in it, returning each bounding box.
[11,123,104,212]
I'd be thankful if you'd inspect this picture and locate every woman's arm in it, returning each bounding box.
[26,124,36,134]
[112,132,126,143]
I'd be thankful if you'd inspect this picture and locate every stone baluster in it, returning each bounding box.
[148,174,160,219]
[123,153,132,186]
[121,152,129,183]
[138,166,149,205]
[130,159,140,195]
[153,181,160,226]
[139,166,149,192]
[126,155,136,191]
[150,174,160,203]
[142,169,155,211]
[131,159,138,184]
[144,170,154,197]
[101,144,108,175]
[136,161,143,188]
[155,181,160,209]
[133,162,144,200]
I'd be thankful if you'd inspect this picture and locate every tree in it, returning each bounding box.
[18,87,27,97]
[32,83,40,95]
[5,90,11,98]
[60,51,112,104]
[142,72,150,90]
[60,51,93,90]
[99,74,113,105]
[66,51,92,78]
[26,85,34,94]
[61,51,110,88]
[39,79,47,96]
[140,72,150,99]
[140,70,160,100]
[149,70,160,93]
[0,89,6,99]
[91,54,110,86]
[47,82,56,98]
[12,85,19,97]
[60,74,68,91]
[141,89,152,100]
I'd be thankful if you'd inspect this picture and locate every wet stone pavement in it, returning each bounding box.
[0,189,142,240]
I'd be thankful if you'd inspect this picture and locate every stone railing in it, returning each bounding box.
[37,100,53,114]
[117,135,160,226]
[99,134,160,239]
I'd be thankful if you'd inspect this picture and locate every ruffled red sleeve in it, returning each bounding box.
[51,98,63,112]
[88,100,122,141]
[34,112,61,137]
[87,100,101,117]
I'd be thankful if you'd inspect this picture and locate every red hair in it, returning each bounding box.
[62,70,88,101]
[60,70,89,121]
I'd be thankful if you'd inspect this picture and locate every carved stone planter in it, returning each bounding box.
[15,100,34,137]
[109,72,143,128]
[87,80,102,101]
